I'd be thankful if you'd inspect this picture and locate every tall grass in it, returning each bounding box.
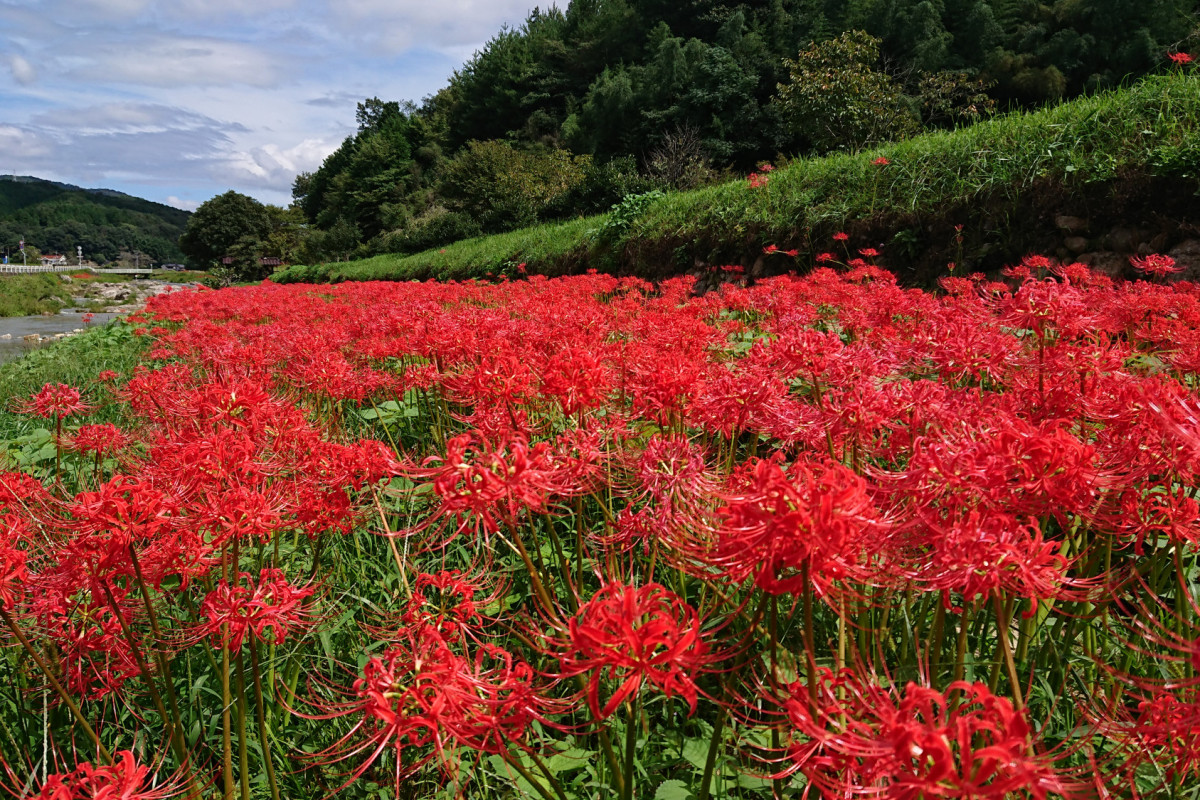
[273,72,1200,285]
[0,274,73,316]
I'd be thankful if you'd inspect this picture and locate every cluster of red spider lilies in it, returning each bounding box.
[2,249,1199,799]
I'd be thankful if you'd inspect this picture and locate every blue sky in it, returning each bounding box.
[0,0,543,210]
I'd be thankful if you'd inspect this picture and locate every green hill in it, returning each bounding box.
[273,73,1200,287]
[0,176,189,265]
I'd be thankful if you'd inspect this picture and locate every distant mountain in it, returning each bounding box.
[0,175,189,265]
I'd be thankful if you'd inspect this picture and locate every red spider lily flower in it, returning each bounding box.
[833,232,849,241]
[710,458,889,594]
[393,570,497,640]
[66,423,132,456]
[402,431,579,544]
[1168,51,1194,64]
[759,163,775,172]
[778,671,1074,798]
[872,156,890,166]
[540,346,611,416]
[554,582,715,719]
[200,568,315,651]
[306,629,556,790]
[748,172,769,188]
[1129,253,1180,278]
[31,750,176,800]
[763,244,779,254]
[18,383,92,419]
[95,370,119,382]
[0,517,28,609]
[858,248,880,258]
[815,252,835,263]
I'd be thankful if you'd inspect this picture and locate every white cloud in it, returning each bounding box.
[222,136,340,190]
[70,36,284,87]
[165,195,199,211]
[8,55,36,85]
[0,125,52,158]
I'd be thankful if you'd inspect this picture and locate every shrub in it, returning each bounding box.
[774,31,920,153]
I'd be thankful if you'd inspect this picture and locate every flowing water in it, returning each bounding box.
[0,311,123,364]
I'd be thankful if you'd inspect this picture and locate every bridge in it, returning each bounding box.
[0,264,153,276]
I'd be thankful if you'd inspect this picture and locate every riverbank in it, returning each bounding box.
[0,273,197,318]
[0,311,125,364]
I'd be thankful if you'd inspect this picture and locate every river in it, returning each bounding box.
[0,310,125,364]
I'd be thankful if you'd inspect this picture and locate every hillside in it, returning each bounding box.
[285,0,1198,264]
[0,175,189,265]
[272,73,1200,287]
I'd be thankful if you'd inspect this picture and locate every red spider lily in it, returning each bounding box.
[748,172,769,188]
[304,629,556,790]
[540,345,611,416]
[1129,253,1180,278]
[872,156,890,166]
[199,568,315,651]
[815,252,835,263]
[374,569,506,644]
[0,518,28,609]
[18,383,92,419]
[709,458,889,594]
[551,582,716,719]
[30,750,176,800]
[858,248,880,258]
[402,431,580,544]
[833,232,849,241]
[96,370,119,382]
[778,671,1074,798]
[66,423,133,456]
[1168,51,1194,64]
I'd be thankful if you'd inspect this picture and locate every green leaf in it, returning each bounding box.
[655,780,693,800]
[544,747,593,773]
[681,738,710,771]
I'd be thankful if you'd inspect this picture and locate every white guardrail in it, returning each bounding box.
[0,265,154,275]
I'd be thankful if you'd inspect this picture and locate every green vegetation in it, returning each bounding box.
[0,274,73,317]
[273,72,1200,285]
[284,0,1196,262]
[0,321,143,443]
[0,176,188,265]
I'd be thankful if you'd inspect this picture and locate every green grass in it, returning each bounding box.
[274,72,1200,285]
[0,274,73,316]
[0,321,145,444]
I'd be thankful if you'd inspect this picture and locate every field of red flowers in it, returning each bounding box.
[3,256,1200,799]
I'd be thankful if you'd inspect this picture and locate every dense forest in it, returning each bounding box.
[0,176,188,266]
[234,1,1199,269]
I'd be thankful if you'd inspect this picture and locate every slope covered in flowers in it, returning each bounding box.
[3,262,1200,798]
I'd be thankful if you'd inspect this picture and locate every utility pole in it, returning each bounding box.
[77,246,82,267]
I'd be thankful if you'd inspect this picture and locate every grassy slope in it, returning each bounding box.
[0,274,74,316]
[273,73,1200,285]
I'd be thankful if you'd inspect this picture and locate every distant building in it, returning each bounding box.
[40,254,66,266]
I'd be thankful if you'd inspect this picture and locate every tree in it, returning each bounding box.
[774,30,920,153]
[178,191,271,269]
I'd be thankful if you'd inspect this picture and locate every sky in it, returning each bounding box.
[0,0,544,211]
